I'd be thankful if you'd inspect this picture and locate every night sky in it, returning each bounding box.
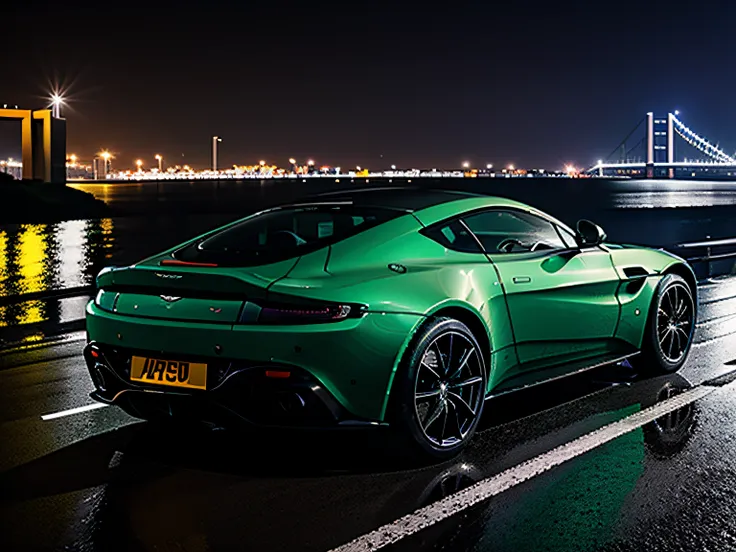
[2,1,735,170]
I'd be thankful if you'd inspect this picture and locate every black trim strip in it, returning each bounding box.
[485,351,640,400]
[100,284,248,301]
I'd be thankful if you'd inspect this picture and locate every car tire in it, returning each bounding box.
[631,274,695,374]
[392,317,488,461]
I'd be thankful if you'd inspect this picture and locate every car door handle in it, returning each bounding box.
[512,276,531,284]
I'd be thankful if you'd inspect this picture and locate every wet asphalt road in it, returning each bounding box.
[1,279,736,552]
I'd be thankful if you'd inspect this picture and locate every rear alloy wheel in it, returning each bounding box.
[633,274,695,374]
[394,317,487,460]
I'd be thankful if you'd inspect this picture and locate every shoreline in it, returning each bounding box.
[0,179,111,224]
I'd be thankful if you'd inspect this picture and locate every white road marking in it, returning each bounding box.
[329,383,720,552]
[41,402,108,421]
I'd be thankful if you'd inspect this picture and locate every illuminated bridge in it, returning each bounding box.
[588,112,736,178]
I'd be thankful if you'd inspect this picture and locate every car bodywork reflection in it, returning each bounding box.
[407,376,699,552]
[25,372,698,552]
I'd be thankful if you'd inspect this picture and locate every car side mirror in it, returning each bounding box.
[575,219,606,247]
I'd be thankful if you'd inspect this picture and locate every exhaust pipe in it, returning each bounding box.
[276,392,306,414]
[92,362,107,392]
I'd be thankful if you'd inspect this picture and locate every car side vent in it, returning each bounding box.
[623,266,649,279]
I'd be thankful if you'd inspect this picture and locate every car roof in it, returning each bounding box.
[281,186,574,233]
[288,186,489,212]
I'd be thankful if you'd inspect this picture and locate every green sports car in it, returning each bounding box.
[84,187,697,459]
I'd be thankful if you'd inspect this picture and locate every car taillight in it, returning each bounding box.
[257,303,359,324]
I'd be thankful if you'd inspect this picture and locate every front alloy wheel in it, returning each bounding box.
[394,317,487,460]
[633,273,695,374]
[656,279,694,364]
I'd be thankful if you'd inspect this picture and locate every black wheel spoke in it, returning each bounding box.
[416,389,441,401]
[449,375,483,389]
[448,400,463,439]
[432,341,447,375]
[674,327,690,342]
[667,330,675,358]
[448,391,476,419]
[673,286,679,316]
[448,348,474,381]
[676,299,687,320]
[420,357,442,381]
[424,399,445,429]
[446,333,454,373]
[438,402,449,443]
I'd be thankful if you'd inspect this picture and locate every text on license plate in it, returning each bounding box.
[130,356,207,390]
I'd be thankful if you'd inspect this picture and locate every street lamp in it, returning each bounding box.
[508,164,515,171]
[99,150,112,178]
[50,93,64,118]
[307,159,315,166]
[136,159,143,172]
[69,154,77,166]
[155,154,162,172]
[486,163,493,170]
[462,161,470,169]
[391,164,397,170]
[212,136,222,171]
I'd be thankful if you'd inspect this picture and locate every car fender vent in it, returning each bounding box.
[623,266,649,279]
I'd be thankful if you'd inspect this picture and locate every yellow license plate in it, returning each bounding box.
[130,356,207,390]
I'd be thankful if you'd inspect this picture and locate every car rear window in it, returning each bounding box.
[174,204,404,266]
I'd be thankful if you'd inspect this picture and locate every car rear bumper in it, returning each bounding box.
[85,301,424,423]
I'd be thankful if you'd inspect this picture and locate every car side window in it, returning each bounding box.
[556,225,578,249]
[462,209,567,253]
[422,220,484,253]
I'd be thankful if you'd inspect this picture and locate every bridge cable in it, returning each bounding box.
[602,116,645,163]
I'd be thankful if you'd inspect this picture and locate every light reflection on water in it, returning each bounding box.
[0,219,115,327]
[0,214,235,334]
[612,190,736,209]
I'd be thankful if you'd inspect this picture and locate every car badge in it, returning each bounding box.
[155,273,182,279]
[388,263,407,274]
[210,307,222,313]
[160,295,182,302]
